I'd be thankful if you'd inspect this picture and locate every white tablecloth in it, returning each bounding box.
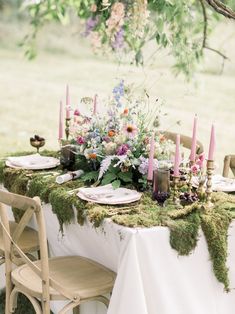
[1,203,235,314]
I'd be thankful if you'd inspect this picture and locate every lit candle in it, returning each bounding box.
[147,133,155,181]
[208,124,215,160]
[93,94,97,115]
[66,84,70,119]
[174,134,180,177]
[190,115,197,162]
[58,100,63,141]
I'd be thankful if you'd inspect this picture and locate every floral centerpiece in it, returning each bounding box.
[67,80,174,189]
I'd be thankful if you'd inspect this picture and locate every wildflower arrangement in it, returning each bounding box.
[83,0,150,64]
[68,81,175,189]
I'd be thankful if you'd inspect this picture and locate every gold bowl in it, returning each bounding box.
[30,136,45,153]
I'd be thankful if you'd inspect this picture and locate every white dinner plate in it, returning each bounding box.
[77,184,141,205]
[6,154,60,170]
[192,175,235,193]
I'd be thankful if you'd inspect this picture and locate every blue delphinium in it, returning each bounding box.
[112,80,124,107]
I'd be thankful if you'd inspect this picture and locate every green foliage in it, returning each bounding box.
[20,0,234,78]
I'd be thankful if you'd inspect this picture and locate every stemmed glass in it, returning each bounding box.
[30,135,45,154]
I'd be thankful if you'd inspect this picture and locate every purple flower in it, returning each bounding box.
[138,156,158,175]
[116,144,129,156]
[103,136,111,143]
[83,17,99,37]
[76,136,85,145]
[112,28,124,50]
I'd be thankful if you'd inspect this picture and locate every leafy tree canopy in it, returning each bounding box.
[17,0,235,78]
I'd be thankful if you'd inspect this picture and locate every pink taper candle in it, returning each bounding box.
[208,124,215,160]
[190,115,197,162]
[174,134,180,177]
[93,94,97,115]
[66,84,70,119]
[58,101,63,141]
[147,133,155,181]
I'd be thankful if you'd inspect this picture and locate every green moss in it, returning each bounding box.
[200,207,232,292]
[2,155,235,291]
[168,212,200,256]
[49,188,76,232]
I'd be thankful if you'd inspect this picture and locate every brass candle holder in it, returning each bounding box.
[65,118,71,141]
[170,175,182,208]
[187,160,194,194]
[205,159,214,207]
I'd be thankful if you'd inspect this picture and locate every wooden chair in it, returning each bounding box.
[0,196,39,267]
[223,155,235,177]
[161,131,204,154]
[0,190,116,314]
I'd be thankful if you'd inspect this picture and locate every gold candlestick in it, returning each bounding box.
[205,159,214,207]
[170,175,182,208]
[187,160,194,194]
[65,118,71,141]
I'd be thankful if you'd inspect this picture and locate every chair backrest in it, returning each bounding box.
[223,155,235,177]
[161,131,204,155]
[0,190,79,313]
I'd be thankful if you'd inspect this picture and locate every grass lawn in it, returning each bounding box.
[0,16,234,172]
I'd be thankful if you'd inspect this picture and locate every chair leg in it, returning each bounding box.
[5,269,12,314]
[58,301,80,314]
[10,288,42,314]
[72,306,80,314]
[9,287,19,313]
[94,296,110,308]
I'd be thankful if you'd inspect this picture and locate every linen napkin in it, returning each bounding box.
[78,185,141,204]
[7,154,59,169]
[56,170,84,184]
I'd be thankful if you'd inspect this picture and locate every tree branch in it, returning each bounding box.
[204,0,235,19]
[199,0,230,73]
[199,0,208,48]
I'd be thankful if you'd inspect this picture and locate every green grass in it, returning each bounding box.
[0,17,234,173]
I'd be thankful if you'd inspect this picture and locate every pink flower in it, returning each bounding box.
[191,164,200,175]
[76,136,85,145]
[196,153,205,169]
[106,2,125,34]
[90,3,97,12]
[123,124,138,138]
[74,109,80,116]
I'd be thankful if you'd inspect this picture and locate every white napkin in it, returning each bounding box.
[56,170,84,184]
[7,154,59,169]
[78,185,141,204]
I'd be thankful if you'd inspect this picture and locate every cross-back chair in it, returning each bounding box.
[0,190,116,314]
[0,193,39,267]
[161,131,204,155]
[223,155,235,177]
